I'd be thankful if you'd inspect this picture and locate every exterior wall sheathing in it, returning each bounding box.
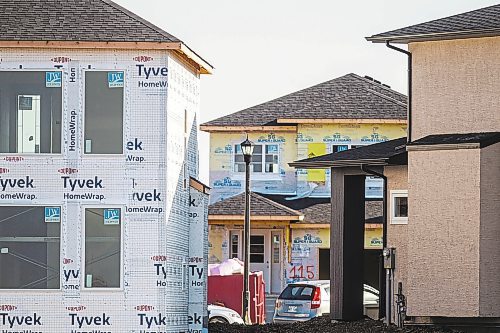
[0,48,206,332]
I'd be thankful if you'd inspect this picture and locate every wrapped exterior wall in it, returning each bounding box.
[0,48,204,332]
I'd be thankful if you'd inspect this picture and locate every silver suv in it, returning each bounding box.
[273,280,379,323]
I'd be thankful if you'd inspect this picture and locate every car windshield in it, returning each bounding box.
[279,285,315,300]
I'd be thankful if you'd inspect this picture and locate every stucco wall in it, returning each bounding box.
[407,149,481,317]
[410,36,500,140]
[479,143,500,316]
[384,165,408,321]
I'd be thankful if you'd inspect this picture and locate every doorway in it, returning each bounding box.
[319,248,330,280]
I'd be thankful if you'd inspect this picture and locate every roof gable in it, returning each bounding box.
[0,0,180,43]
[209,192,303,218]
[201,73,407,129]
[367,4,500,43]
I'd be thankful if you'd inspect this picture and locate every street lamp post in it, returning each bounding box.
[240,136,254,325]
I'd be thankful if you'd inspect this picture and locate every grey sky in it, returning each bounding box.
[115,0,499,183]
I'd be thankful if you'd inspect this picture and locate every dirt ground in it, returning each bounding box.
[209,317,460,333]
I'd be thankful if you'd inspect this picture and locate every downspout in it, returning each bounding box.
[361,165,387,321]
[386,41,412,143]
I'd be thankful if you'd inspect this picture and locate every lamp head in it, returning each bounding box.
[240,137,254,157]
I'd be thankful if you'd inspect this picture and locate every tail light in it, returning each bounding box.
[311,287,321,309]
[276,299,282,308]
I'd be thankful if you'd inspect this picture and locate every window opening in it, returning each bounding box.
[84,208,121,288]
[0,206,61,289]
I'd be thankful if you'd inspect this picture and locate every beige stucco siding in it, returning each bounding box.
[479,143,500,316]
[410,37,500,140]
[384,165,409,322]
[407,149,481,317]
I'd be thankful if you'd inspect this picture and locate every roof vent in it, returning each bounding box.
[382,84,391,89]
[364,75,374,81]
[374,79,381,84]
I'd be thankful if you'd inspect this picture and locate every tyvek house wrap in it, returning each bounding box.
[0,48,208,333]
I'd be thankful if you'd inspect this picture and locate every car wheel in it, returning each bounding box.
[209,316,229,324]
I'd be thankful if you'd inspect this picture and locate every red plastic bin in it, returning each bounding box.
[208,271,266,324]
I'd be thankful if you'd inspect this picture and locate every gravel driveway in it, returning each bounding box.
[209,317,460,333]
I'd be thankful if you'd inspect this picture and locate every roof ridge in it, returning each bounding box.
[251,192,303,216]
[102,0,181,42]
[351,74,406,98]
[396,4,500,32]
[367,4,500,43]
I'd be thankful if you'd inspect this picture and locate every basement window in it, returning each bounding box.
[84,208,122,288]
[84,71,124,154]
[390,190,408,224]
[0,71,62,154]
[0,206,61,289]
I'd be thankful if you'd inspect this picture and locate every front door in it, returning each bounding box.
[271,231,283,293]
[250,230,270,293]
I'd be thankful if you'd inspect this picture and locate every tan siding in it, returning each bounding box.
[407,149,481,317]
[410,37,500,140]
[479,143,500,316]
[384,165,408,322]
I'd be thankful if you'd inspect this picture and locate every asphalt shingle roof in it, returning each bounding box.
[201,73,407,128]
[290,137,408,168]
[408,132,500,148]
[367,4,500,43]
[0,0,180,42]
[211,193,383,224]
[209,192,303,218]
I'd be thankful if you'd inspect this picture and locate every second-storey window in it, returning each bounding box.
[390,190,408,224]
[0,71,62,154]
[234,144,279,174]
[84,71,124,154]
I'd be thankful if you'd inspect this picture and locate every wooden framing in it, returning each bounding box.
[200,125,297,132]
[276,118,407,124]
[0,40,213,75]
[290,223,330,229]
[208,214,303,221]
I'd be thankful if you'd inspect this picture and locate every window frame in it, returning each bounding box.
[81,205,124,291]
[82,69,126,156]
[229,230,242,260]
[390,190,408,225]
[329,143,366,154]
[0,69,64,156]
[233,143,281,176]
[0,204,63,292]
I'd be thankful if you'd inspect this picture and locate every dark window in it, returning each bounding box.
[395,197,408,217]
[331,145,349,153]
[0,206,61,289]
[84,72,124,154]
[85,208,121,288]
[0,71,62,153]
[279,285,315,300]
[250,235,264,263]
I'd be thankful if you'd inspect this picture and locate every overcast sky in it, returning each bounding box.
[115,0,498,183]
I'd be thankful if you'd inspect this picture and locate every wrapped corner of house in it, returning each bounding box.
[0,0,212,332]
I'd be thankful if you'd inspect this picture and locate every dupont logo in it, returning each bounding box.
[133,55,154,62]
[0,305,17,312]
[135,305,155,312]
[51,56,71,63]
[150,255,167,262]
[58,168,78,175]
[63,258,74,265]
[3,156,24,162]
[0,168,9,174]
[66,306,86,312]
